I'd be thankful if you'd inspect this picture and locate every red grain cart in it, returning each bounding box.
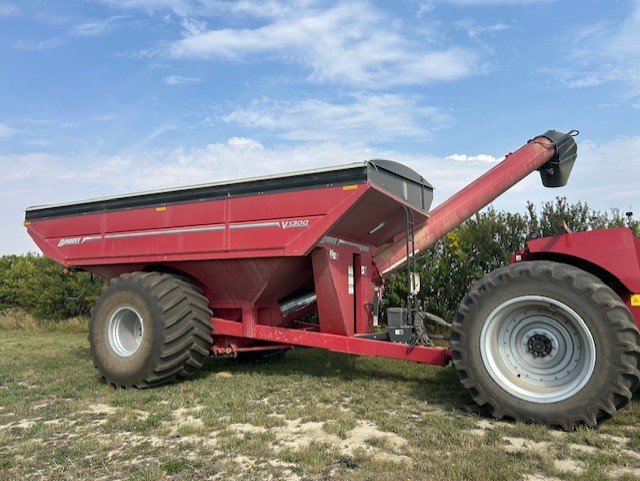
[25,130,640,429]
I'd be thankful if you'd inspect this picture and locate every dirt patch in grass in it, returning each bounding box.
[2,330,640,480]
[467,417,640,480]
[228,417,409,461]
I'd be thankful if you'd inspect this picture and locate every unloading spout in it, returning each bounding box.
[373,129,578,277]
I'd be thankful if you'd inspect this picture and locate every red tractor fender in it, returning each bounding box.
[513,227,640,326]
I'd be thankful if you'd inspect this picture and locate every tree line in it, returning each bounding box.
[0,254,101,320]
[1,198,637,321]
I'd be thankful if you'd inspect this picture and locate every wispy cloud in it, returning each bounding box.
[102,1,480,86]
[560,1,640,91]
[443,0,552,4]
[72,15,128,37]
[13,37,64,51]
[2,153,57,182]
[572,135,640,204]
[100,0,193,16]
[222,94,451,143]
[162,75,201,85]
[454,18,511,40]
[132,124,178,149]
[416,1,436,18]
[0,2,18,17]
[166,2,479,87]
[102,0,311,19]
[0,124,17,141]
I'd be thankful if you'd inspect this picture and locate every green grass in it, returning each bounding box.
[1,321,640,481]
[0,308,88,333]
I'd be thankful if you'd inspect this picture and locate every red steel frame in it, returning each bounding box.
[211,317,450,365]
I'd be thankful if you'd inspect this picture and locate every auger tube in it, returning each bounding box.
[373,130,578,277]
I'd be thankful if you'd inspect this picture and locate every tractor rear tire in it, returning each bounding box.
[451,260,640,430]
[89,272,212,388]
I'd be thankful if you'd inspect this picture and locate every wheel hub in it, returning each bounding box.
[479,295,596,403]
[107,306,144,357]
[527,333,553,357]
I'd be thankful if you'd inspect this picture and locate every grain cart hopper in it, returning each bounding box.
[24,129,640,429]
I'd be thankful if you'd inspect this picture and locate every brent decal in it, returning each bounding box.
[57,237,82,247]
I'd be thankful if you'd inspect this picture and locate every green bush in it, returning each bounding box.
[0,254,102,320]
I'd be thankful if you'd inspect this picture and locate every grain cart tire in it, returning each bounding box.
[451,260,640,430]
[89,272,213,388]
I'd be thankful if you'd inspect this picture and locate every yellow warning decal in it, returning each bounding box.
[343,185,358,191]
[631,294,640,306]
[23,221,31,226]
[156,206,167,212]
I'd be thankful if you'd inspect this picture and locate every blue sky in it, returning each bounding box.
[2,0,639,254]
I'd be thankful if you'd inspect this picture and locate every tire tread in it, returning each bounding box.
[451,260,640,430]
[89,271,213,388]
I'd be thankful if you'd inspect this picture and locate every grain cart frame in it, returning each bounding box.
[24,130,640,429]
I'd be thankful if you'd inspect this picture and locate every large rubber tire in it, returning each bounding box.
[89,272,213,388]
[451,260,640,430]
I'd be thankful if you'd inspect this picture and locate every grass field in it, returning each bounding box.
[1,317,640,481]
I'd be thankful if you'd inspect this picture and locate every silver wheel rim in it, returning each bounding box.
[107,306,144,357]
[480,295,596,403]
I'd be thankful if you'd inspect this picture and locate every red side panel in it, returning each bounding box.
[523,227,640,326]
[525,228,640,292]
[354,254,374,334]
[25,185,368,267]
[312,247,355,336]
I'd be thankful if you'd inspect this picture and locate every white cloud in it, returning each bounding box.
[103,0,330,20]
[575,135,640,206]
[561,1,640,90]
[101,0,193,16]
[6,134,640,254]
[0,124,17,141]
[222,94,451,142]
[162,75,202,85]
[13,37,64,50]
[0,2,18,17]
[416,1,436,18]
[608,1,640,61]
[72,15,128,37]
[167,2,479,87]
[429,134,640,214]
[25,139,52,147]
[454,19,511,40]
[2,153,59,183]
[446,153,500,162]
[562,69,625,88]
[443,0,551,4]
